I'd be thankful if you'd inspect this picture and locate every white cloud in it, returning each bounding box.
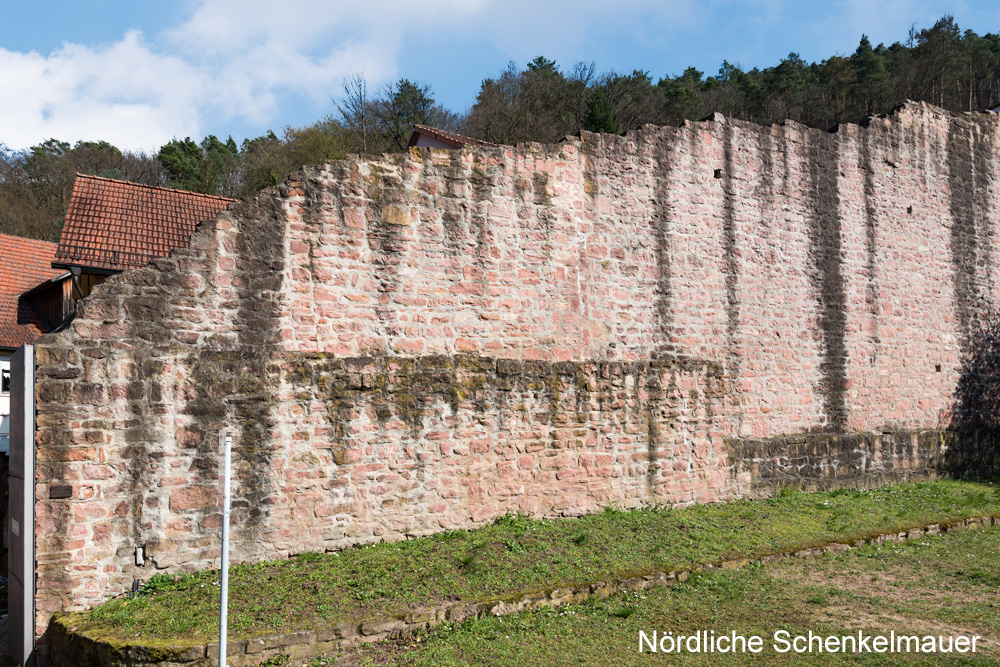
[0,0,497,150]
[0,31,208,151]
[164,0,485,116]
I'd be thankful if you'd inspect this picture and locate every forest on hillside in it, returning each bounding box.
[1,15,998,243]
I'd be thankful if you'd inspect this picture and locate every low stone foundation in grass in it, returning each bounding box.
[49,514,999,667]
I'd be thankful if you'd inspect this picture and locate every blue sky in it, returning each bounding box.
[2,0,999,152]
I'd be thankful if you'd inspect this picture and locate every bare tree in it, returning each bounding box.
[466,62,528,145]
[335,72,373,153]
[118,150,169,187]
[598,69,663,132]
[565,61,597,133]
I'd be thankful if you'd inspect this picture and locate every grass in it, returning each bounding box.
[349,525,1000,665]
[66,478,1000,647]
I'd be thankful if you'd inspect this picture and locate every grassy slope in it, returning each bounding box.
[70,479,1000,646]
[350,523,1000,666]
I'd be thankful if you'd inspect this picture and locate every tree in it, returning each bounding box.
[819,55,855,126]
[467,62,529,145]
[961,30,1000,111]
[157,136,240,195]
[285,117,354,167]
[335,72,374,153]
[912,15,966,107]
[659,67,707,124]
[526,56,559,76]
[583,89,620,134]
[335,74,461,153]
[199,135,240,196]
[564,61,598,133]
[852,36,894,117]
[520,56,575,141]
[599,69,661,131]
[467,58,582,144]
[158,138,203,192]
[0,138,166,241]
[238,131,287,198]
[765,53,812,123]
[0,146,65,241]
[374,79,436,151]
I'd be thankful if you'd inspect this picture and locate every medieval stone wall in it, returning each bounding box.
[31,102,1000,641]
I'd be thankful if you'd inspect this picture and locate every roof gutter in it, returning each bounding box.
[50,262,122,276]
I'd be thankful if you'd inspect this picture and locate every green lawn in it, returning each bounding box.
[346,524,1000,666]
[66,479,1000,649]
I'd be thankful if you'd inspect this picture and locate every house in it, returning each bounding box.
[2,173,236,448]
[0,234,73,453]
[53,173,236,299]
[407,125,498,150]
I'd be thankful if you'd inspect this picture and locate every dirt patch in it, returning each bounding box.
[811,607,1000,659]
[773,555,996,607]
[768,545,1000,658]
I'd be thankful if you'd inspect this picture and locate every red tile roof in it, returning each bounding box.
[407,125,498,149]
[54,174,236,272]
[0,234,67,349]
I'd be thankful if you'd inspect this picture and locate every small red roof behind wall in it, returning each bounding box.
[407,125,498,149]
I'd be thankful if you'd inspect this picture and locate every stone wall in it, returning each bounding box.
[32,102,1000,644]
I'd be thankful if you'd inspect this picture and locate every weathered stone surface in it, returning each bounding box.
[31,103,1000,650]
[360,617,406,636]
[206,640,247,659]
[169,486,217,511]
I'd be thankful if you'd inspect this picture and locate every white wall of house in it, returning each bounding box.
[411,133,459,149]
[0,352,10,454]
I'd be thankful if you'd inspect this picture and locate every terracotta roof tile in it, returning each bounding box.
[407,125,499,149]
[54,174,236,272]
[0,234,66,349]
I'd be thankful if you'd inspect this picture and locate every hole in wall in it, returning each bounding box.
[714,169,723,179]
[936,364,942,372]
[907,205,913,214]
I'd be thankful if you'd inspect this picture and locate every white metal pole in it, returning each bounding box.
[219,429,232,667]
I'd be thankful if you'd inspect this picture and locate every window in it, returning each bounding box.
[1,368,9,395]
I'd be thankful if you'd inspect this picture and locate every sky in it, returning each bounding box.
[2,0,1000,152]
